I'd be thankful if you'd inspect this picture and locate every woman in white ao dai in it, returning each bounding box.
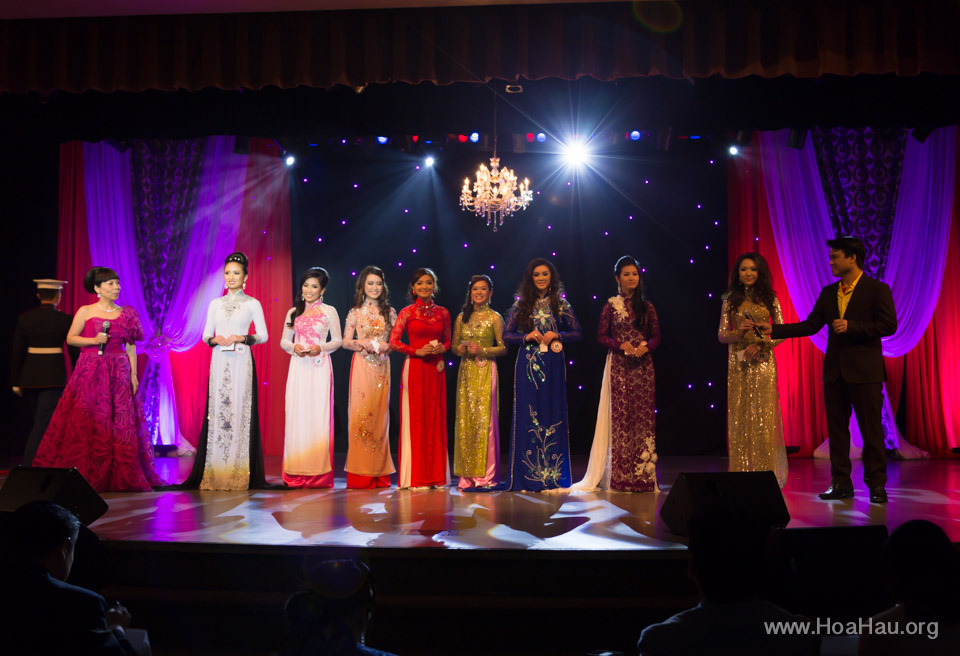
[180,252,270,491]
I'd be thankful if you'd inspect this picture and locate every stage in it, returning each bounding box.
[90,455,960,549]
[1,455,958,655]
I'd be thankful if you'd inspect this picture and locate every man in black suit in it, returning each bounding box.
[0,501,136,656]
[10,279,78,465]
[753,237,897,503]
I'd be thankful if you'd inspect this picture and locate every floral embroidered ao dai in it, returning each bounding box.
[280,301,342,488]
[35,307,164,492]
[452,305,507,488]
[719,297,788,487]
[343,303,398,488]
[180,290,269,490]
[389,298,451,488]
[502,297,582,491]
[578,295,660,492]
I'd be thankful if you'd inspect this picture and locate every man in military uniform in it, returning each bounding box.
[11,279,79,465]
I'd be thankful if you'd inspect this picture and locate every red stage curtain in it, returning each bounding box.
[56,142,153,383]
[168,343,210,451]
[730,134,960,457]
[57,140,205,450]
[4,1,960,93]
[56,142,92,315]
[58,139,293,456]
[883,356,905,418]
[902,139,960,456]
[932,199,960,452]
[235,139,292,457]
[728,147,827,456]
[170,138,292,455]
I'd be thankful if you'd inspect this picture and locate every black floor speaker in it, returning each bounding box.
[0,467,107,525]
[660,471,789,538]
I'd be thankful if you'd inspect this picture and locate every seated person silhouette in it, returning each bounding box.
[638,509,820,656]
[858,519,960,655]
[0,500,138,656]
[278,559,396,656]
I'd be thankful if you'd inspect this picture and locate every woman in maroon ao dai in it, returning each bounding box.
[576,256,660,492]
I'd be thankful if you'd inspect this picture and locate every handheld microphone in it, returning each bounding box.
[743,311,764,338]
[98,321,111,356]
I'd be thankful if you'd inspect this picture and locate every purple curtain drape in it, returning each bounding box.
[811,128,907,279]
[761,128,957,355]
[756,132,835,352]
[131,139,207,444]
[885,128,957,353]
[84,137,247,447]
[758,128,956,457]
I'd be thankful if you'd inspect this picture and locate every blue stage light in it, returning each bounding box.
[376,136,388,144]
[629,130,641,141]
[469,132,480,143]
[536,133,547,143]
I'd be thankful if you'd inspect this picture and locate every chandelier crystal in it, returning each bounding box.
[460,155,533,232]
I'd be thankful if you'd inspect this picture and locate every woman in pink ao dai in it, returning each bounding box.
[281,267,342,488]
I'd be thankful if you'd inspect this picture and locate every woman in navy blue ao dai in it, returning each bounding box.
[501,259,582,492]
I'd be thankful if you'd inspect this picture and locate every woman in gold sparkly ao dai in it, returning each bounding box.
[452,275,507,489]
[718,252,788,487]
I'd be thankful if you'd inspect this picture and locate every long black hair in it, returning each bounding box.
[82,267,119,294]
[287,267,330,327]
[352,265,393,331]
[461,274,493,324]
[406,267,439,302]
[513,258,563,332]
[724,252,777,317]
[614,255,648,332]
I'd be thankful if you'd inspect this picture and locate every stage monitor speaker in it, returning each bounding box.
[0,467,107,526]
[660,471,789,538]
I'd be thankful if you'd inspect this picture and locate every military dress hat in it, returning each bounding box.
[33,279,68,290]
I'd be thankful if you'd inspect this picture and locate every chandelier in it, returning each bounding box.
[460,92,533,231]
[460,157,532,231]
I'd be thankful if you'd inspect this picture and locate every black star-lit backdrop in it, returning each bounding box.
[289,137,728,457]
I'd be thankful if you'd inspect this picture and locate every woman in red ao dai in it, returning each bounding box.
[388,268,451,488]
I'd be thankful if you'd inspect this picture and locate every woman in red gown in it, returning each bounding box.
[388,268,451,488]
[34,266,164,492]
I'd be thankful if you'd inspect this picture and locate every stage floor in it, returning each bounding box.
[85,455,960,549]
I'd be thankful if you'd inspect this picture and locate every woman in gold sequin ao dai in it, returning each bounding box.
[452,275,507,489]
[718,253,788,487]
